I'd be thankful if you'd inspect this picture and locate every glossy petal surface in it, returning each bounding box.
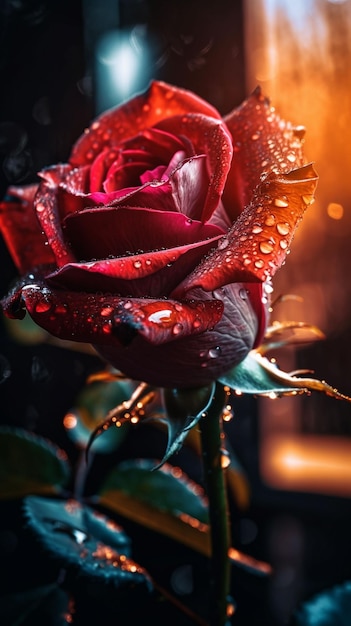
[175,164,318,295]
[70,81,222,166]
[223,86,306,220]
[20,284,224,347]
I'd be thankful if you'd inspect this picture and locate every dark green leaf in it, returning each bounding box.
[23,496,152,590]
[219,352,351,402]
[0,427,70,500]
[97,459,210,556]
[64,380,133,453]
[159,383,215,466]
[0,584,70,626]
[99,458,209,522]
[294,581,351,625]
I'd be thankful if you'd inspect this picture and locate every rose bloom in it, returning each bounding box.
[0,81,317,388]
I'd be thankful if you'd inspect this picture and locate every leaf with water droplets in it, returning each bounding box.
[259,320,325,353]
[176,163,318,296]
[0,427,70,499]
[23,496,152,594]
[97,459,272,576]
[219,350,351,402]
[64,379,134,453]
[20,283,224,347]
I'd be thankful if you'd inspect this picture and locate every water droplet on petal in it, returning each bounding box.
[259,240,274,254]
[276,222,290,236]
[274,196,289,208]
[35,301,52,313]
[255,259,265,269]
[265,215,275,226]
[148,309,173,324]
[208,346,221,358]
[218,236,229,250]
[252,225,263,234]
[302,194,315,205]
[172,322,183,335]
[133,260,142,269]
[239,288,248,300]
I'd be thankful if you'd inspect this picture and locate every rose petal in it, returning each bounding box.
[0,184,55,274]
[19,284,224,347]
[46,233,223,297]
[155,114,233,222]
[35,165,83,267]
[63,206,224,261]
[174,163,318,295]
[222,86,306,220]
[69,81,222,167]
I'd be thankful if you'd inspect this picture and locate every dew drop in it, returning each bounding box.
[123,301,132,309]
[279,240,288,249]
[243,258,251,265]
[100,306,114,317]
[102,323,112,334]
[148,309,173,324]
[35,301,51,313]
[287,152,296,163]
[252,225,263,234]
[218,236,229,250]
[276,222,290,236]
[55,304,68,314]
[274,196,289,208]
[239,288,248,300]
[193,319,201,329]
[172,323,183,335]
[259,240,274,254]
[251,133,259,141]
[254,259,265,269]
[302,194,314,205]
[265,215,275,226]
[133,260,142,269]
[208,346,221,359]
[36,202,45,213]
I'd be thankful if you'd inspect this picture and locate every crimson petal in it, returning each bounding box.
[63,206,224,261]
[155,114,233,222]
[47,234,223,295]
[0,184,55,274]
[35,166,78,267]
[69,81,222,167]
[223,86,306,220]
[174,163,318,296]
[20,285,224,346]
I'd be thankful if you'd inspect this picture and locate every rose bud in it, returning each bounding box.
[0,81,318,388]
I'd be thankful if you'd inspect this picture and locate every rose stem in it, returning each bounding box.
[199,382,231,626]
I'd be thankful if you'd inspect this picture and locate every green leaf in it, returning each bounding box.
[97,459,272,576]
[100,458,209,522]
[0,427,70,500]
[0,584,70,626]
[23,496,151,591]
[97,458,210,555]
[219,351,351,402]
[294,580,351,625]
[64,379,133,453]
[159,383,215,467]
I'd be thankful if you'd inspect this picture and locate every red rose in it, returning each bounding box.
[0,81,317,388]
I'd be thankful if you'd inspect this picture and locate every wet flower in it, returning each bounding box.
[0,81,317,387]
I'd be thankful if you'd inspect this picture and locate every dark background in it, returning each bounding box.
[1,1,351,625]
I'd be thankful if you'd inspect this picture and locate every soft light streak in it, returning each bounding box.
[261,434,351,496]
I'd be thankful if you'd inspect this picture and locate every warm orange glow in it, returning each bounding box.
[261,434,351,496]
[327,202,344,220]
[63,413,78,429]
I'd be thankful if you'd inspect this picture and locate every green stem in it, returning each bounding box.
[199,382,231,626]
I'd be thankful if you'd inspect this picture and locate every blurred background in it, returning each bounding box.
[0,1,351,624]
